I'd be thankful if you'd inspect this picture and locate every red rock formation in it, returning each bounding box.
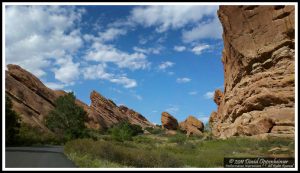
[209,5,295,138]
[161,112,178,130]
[179,116,204,136]
[119,105,153,128]
[5,64,153,131]
[213,89,223,106]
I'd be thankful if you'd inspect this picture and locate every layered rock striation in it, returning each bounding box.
[209,5,295,138]
[5,64,153,131]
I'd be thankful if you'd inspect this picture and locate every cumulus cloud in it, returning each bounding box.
[82,64,137,88]
[5,5,84,84]
[176,77,191,83]
[173,45,186,52]
[85,42,150,70]
[158,61,175,70]
[130,5,218,32]
[133,46,162,55]
[98,28,127,42]
[182,17,222,43]
[191,44,210,55]
[53,56,80,84]
[204,91,214,99]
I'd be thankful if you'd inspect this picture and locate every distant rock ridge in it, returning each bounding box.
[5,64,153,131]
[209,5,295,139]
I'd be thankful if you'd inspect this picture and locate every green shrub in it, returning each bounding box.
[64,139,183,167]
[17,123,62,146]
[168,132,188,144]
[44,92,88,141]
[144,127,165,135]
[132,135,153,143]
[108,121,143,142]
[5,96,21,146]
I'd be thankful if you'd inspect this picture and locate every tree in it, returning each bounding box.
[5,96,21,145]
[45,92,88,141]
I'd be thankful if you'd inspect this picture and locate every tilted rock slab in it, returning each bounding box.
[161,112,179,130]
[5,64,153,131]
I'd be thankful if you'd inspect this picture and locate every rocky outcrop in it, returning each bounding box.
[89,91,153,130]
[5,64,153,131]
[213,89,223,106]
[209,5,295,138]
[5,64,61,131]
[119,105,153,128]
[179,116,204,136]
[161,112,178,130]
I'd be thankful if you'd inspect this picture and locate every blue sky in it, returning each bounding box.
[5,5,224,125]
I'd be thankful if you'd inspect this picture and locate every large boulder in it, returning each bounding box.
[161,112,178,130]
[179,116,204,136]
[209,5,295,138]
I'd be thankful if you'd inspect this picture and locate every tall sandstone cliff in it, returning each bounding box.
[5,64,153,131]
[209,5,295,138]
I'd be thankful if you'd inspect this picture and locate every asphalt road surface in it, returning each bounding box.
[5,146,76,168]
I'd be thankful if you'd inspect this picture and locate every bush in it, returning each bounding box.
[17,123,62,146]
[168,132,188,144]
[64,139,183,167]
[144,127,165,135]
[108,121,143,142]
[44,92,88,141]
[132,135,153,144]
[5,96,21,146]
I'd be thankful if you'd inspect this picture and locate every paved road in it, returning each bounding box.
[5,146,76,168]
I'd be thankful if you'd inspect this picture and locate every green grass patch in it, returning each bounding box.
[64,135,294,168]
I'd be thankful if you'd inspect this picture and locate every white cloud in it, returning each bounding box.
[5,6,84,84]
[53,57,80,84]
[198,116,210,124]
[174,45,186,52]
[133,46,162,55]
[85,42,150,70]
[82,64,137,88]
[130,5,219,32]
[176,77,191,83]
[98,28,127,42]
[188,91,198,95]
[204,91,214,99]
[158,61,175,70]
[182,17,222,43]
[191,44,210,55]
[44,82,66,90]
[165,105,179,114]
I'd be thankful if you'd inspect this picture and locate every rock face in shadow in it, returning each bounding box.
[209,5,295,138]
[179,116,204,136]
[161,112,178,130]
[5,64,153,131]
